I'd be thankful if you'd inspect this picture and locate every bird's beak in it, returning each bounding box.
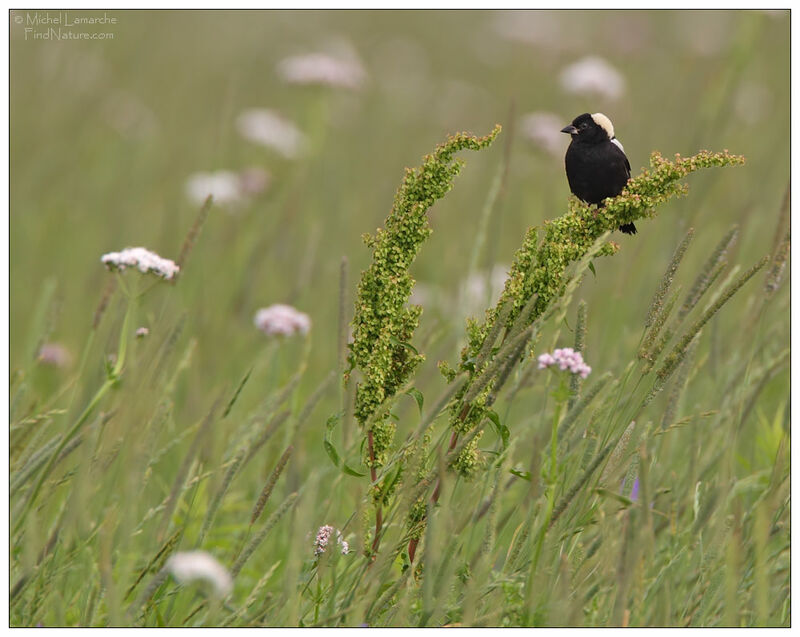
[561,125,579,135]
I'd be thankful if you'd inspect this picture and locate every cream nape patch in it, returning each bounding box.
[591,112,615,140]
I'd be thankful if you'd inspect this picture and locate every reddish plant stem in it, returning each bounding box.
[368,430,383,558]
[408,538,419,564]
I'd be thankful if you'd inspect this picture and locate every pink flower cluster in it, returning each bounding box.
[537,347,591,378]
[37,343,72,368]
[314,525,350,556]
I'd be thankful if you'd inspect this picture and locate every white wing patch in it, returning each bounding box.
[610,137,625,153]
[591,112,615,139]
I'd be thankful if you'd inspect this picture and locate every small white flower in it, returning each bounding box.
[559,56,625,101]
[236,108,308,159]
[277,52,366,90]
[521,112,568,156]
[460,265,510,318]
[254,304,311,337]
[135,327,150,339]
[185,171,244,208]
[101,247,180,281]
[185,167,271,210]
[166,551,232,597]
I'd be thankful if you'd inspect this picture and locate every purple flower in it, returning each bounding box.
[630,478,640,502]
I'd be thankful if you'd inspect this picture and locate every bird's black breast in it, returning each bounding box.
[565,140,631,205]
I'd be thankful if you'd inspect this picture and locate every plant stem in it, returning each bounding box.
[14,293,135,534]
[367,430,382,558]
[530,395,564,577]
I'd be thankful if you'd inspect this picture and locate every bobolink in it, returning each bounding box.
[561,112,635,234]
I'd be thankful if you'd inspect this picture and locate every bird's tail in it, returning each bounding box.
[619,223,637,235]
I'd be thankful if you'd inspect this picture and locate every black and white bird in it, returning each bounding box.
[561,112,635,234]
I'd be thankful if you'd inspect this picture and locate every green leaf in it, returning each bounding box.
[486,409,509,448]
[223,366,253,418]
[551,380,572,403]
[324,412,365,476]
[510,468,531,481]
[323,439,341,468]
[325,412,342,432]
[595,487,633,507]
[379,465,403,498]
[588,261,596,277]
[404,387,424,414]
[342,462,366,477]
[388,335,419,355]
[323,412,343,468]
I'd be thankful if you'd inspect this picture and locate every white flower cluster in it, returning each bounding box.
[314,525,350,557]
[559,56,626,101]
[520,112,567,157]
[101,247,180,281]
[185,167,271,209]
[165,551,232,597]
[185,170,240,208]
[538,347,592,378]
[236,109,308,159]
[253,304,311,337]
[277,53,366,90]
[459,264,510,318]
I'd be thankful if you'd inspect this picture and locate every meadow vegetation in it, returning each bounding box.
[10,10,789,627]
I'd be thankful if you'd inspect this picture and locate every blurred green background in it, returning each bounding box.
[10,6,790,487]
[10,9,790,627]
[11,8,788,378]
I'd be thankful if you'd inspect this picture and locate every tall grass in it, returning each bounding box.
[10,9,789,628]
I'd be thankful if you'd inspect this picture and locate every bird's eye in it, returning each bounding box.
[579,122,588,129]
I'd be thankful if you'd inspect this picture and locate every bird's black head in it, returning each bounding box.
[561,112,615,145]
